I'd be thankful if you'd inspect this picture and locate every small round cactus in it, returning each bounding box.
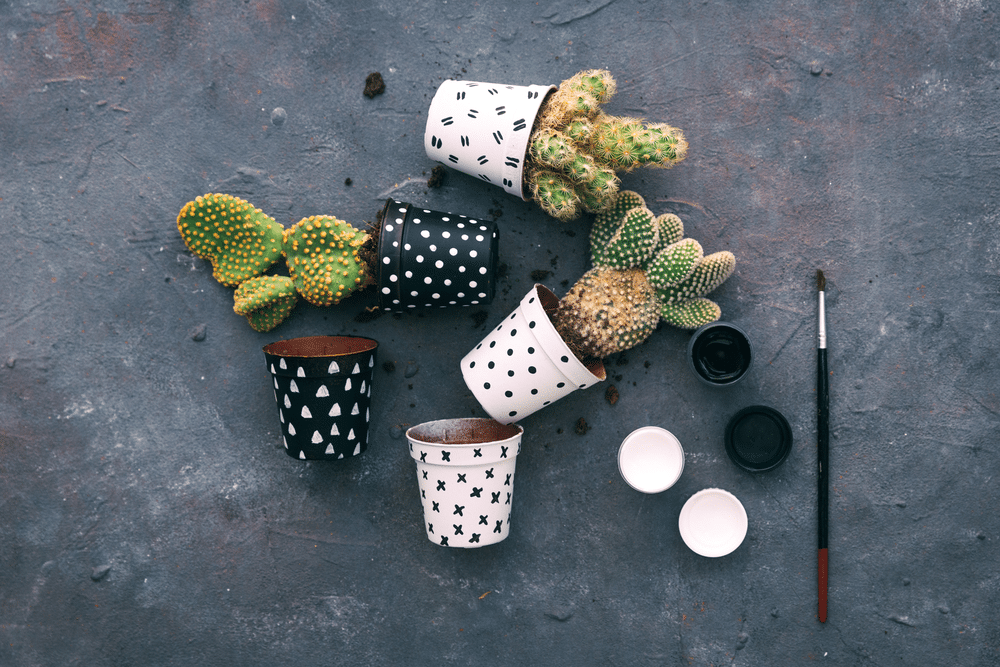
[176,193,285,287]
[526,70,688,221]
[176,196,374,332]
[552,191,735,360]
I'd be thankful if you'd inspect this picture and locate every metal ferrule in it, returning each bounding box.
[818,291,827,349]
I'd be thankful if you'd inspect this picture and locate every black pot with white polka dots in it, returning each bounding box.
[263,336,378,461]
[376,198,499,312]
[461,284,607,424]
[424,80,556,199]
[406,418,523,548]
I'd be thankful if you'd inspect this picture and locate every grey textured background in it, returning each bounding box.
[2,1,998,665]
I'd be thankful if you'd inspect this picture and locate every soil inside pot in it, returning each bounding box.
[264,335,377,358]
[536,284,606,378]
[408,418,521,445]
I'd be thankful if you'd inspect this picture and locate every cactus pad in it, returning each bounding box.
[284,215,370,307]
[655,251,736,305]
[646,239,703,289]
[233,276,299,332]
[529,170,580,221]
[176,193,284,287]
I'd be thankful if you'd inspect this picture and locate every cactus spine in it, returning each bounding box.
[526,70,688,220]
[553,191,735,360]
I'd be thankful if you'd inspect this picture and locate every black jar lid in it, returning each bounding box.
[724,405,792,472]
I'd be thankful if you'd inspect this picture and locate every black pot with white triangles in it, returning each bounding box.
[263,336,378,461]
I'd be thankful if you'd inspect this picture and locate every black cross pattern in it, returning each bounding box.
[470,487,482,498]
[501,446,508,458]
[441,451,451,462]
[437,480,446,491]
[469,534,480,543]
[422,470,428,479]
[454,504,465,516]
[428,523,434,533]
[441,536,449,546]
[505,492,511,505]
[457,473,467,483]
[505,474,512,486]
[474,448,483,458]
[491,491,500,504]
[494,520,503,533]
[432,501,440,512]
[479,515,489,525]
[421,490,426,499]
[454,524,463,536]
[419,451,427,462]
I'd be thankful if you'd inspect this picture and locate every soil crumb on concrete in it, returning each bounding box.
[605,385,619,405]
[574,417,590,435]
[427,165,446,188]
[364,72,386,98]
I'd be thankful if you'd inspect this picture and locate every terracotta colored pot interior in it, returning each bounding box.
[408,418,522,445]
[263,336,378,358]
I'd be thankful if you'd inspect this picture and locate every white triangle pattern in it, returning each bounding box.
[325,444,335,454]
[296,367,305,377]
[331,423,340,436]
[284,394,291,408]
[311,430,323,444]
[279,358,287,369]
[351,403,359,415]
[352,363,361,374]
[329,403,341,417]
[316,384,329,397]
[353,443,361,456]
[289,380,299,393]
[344,378,352,391]
[328,361,340,374]
[299,450,306,459]
[348,428,356,440]
[288,423,296,435]
[301,405,312,418]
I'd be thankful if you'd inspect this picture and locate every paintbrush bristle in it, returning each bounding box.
[816,269,826,292]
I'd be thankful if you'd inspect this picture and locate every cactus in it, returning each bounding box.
[552,191,735,360]
[176,194,285,287]
[526,70,688,220]
[176,195,374,332]
[234,276,299,332]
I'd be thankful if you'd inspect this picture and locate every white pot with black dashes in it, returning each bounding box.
[263,336,378,461]
[424,80,555,199]
[461,284,606,424]
[406,418,523,548]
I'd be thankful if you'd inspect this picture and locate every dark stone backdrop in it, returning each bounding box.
[1,1,998,665]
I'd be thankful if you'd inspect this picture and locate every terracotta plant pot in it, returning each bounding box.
[461,284,605,423]
[406,418,523,548]
[424,80,555,199]
[263,336,378,461]
[376,198,500,312]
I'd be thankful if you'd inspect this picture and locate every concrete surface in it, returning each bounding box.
[2,1,998,665]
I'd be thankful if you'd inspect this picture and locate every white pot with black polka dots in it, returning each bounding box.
[461,284,607,424]
[406,418,523,548]
[263,336,378,461]
[376,198,499,312]
[424,80,556,199]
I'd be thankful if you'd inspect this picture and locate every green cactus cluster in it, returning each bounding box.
[527,70,688,221]
[552,191,735,360]
[177,194,372,332]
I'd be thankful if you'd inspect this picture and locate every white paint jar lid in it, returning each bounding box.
[678,488,749,557]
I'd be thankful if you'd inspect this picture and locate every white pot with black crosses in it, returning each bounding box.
[424,79,555,200]
[406,418,523,548]
[461,284,606,424]
[263,336,378,461]
[376,198,499,312]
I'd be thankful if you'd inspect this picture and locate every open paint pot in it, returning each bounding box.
[687,322,753,386]
[617,427,685,494]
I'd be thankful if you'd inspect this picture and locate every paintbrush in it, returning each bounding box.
[816,269,829,622]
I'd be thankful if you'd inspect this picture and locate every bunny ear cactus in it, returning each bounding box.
[526,70,688,221]
[283,215,371,307]
[176,196,374,333]
[176,194,285,286]
[552,191,735,360]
